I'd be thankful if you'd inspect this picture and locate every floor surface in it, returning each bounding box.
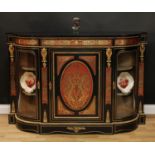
[0,115,155,142]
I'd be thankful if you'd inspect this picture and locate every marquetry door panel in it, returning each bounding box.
[16,49,41,120]
[49,50,102,121]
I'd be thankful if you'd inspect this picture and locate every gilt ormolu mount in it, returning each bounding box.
[8,32,147,134]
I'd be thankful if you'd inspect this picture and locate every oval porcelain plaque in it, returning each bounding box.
[60,60,93,111]
[20,72,36,94]
[117,72,134,95]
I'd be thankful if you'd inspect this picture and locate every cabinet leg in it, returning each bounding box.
[8,113,16,124]
[138,113,146,124]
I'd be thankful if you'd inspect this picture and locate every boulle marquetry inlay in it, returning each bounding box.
[41,39,113,46]
[15,38,39,46]
[60,61,93,112]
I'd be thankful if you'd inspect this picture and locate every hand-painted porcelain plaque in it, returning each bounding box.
[117,72,134,95]
[20,72,36,94]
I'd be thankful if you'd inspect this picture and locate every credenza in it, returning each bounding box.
[8,32,147,134]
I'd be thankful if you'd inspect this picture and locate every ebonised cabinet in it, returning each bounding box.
[8,33,147,134]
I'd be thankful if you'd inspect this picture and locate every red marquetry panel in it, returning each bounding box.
[115,37,140,46]
[10,62,16,96]
[138,62,144,96]
[15,38,39,46]
[57,96,74,115]
[41,39,113,47]
[105,67,111,104]
[57,56,74,75]
[60,61,93,111]
[79,56,96,75]
[42,67,48,104]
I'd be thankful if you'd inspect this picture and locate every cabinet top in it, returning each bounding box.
[7,32,147,48]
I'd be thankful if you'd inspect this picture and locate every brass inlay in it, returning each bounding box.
[43,109,47,122]
[49,81,52,91]
[15,38,39,46]
[11,100,15,113]
[79,96,96,115]
[139,100,143,113]
[140,43,145,62]
[9,42,146,49]
[115,39,127,46]
[106,48,112,67]
[41,48,47,68]
[67,126,86,133]
[57,96,74,115]
[41,39,112,46]
[37,81,40,90]
[57,56,74,75]
[9,44,15,62]
[106,110,110,123]
[113,81,116,90]
[15,113,139,125]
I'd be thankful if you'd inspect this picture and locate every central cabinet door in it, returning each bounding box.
[49,50,103,122]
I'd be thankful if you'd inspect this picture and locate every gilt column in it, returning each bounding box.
[8,44,16,123]
[41,48,48,122]
[138,43,146,123]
